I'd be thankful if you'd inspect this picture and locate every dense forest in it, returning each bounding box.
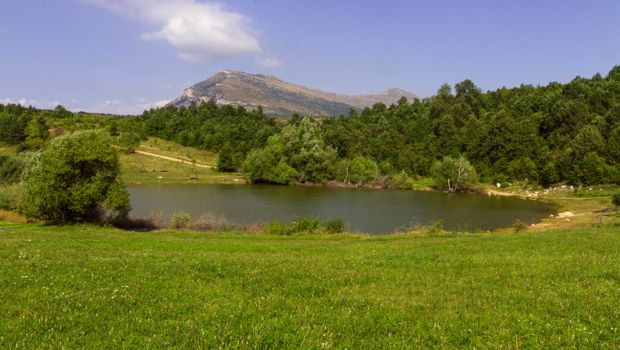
[1,66,619,188]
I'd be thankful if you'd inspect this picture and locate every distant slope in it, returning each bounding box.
[171,70,417,116]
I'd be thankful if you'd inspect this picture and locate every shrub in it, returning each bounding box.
[612,192,620,208]
[324,217,347,234]
[118,132,141,153]
[426,220,445,233]
[512,219,527,233]
[0,156,26,185]
[0,184,23,211]
[191,213,235,231]
[170,212,191,229]
[20,130,130,223]
[290,216,322,234]
[431,155,478,193]
[263,220,291,235]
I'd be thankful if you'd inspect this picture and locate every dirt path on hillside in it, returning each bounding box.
[134,149,213,169]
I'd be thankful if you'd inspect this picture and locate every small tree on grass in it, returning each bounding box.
[431,155,478,193]
[21,130,130,223]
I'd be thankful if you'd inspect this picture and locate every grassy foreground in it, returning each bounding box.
[1,223,619,348]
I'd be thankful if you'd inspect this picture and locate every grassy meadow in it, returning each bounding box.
[1,222,619,348]
[119,138,245,185]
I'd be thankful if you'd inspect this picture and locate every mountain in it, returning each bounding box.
[170,70,417,116]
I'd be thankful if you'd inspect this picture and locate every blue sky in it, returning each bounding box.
[1,0,619,114]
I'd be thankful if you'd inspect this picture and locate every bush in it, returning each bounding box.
[290,216,322,234]
[431,155,478,193]
[0,184,23,211]
[0,156,26,185]
[263,220,291,235]
[426,220,445,233]
[191,213,235,231]
[324,217,347,234]
[118,132,141,153]
[512,219,527,233]
[170,212,191,229]
[612,192,620,208]
[20,130,130,223]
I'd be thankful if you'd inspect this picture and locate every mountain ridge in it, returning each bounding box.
[171,70,417,116]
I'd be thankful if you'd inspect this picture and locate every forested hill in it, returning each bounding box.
[1,66,619,187]
[139,66,620,186]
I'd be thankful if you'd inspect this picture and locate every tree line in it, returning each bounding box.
[125,66,620,187]
[2,66,620,189]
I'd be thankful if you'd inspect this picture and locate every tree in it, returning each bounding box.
[431,155,478,193]
[280,117,337,183]
[53,105,72,119]
[242,134,298,184]
[118,132,140,153]
[21,130,130,223]
[22,116,49,150]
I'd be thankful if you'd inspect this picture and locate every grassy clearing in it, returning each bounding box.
[0,223,619,348]
[119,137,244,185]
[119,151,244,185]
[136,138,219,166]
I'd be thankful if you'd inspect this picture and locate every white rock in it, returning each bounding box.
[557,211,575,218]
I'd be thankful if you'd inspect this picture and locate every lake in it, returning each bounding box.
[128,184,555,234]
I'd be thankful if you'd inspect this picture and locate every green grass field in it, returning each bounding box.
[1,223,619,348]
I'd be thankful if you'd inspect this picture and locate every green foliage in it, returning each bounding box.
[612,192,620,208]
[22,116,49,150]
[0,183,23,211]
[141,101,277,172]
[20,130,130,223]
[242,135,298,184]
[52,105,72,119]
[512,219,527,233]
[280,117,337,183]
[323,217,347,233]
[0,110,30,145]
[7,65,620,187]
[335,156,379,185]
[263,220,291,235]
[263,216,347,235]
[431,156,478,192]
[426,219,445,233]
[117,132,141,153]
[170,212,191,229]
[216,143,242,172]
[290,216,322,234]
[0,156,26,185]
[244,117,337,184]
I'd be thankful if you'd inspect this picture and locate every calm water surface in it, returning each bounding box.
[128,184,555,234]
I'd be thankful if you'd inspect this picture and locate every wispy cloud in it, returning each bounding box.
[90,98,170,115]
[83,0,262,64]
[256,57,282,68]
[0,98,60,109]
[1,96,168,115]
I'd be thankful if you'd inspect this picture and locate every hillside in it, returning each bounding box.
[170,70,417,116]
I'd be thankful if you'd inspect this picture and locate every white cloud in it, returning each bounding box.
[2,96,169,115]
[91,98,170,115]
[256,57,282,68]
[83,0,262,64]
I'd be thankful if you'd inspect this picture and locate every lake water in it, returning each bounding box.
[128,184,555,234]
